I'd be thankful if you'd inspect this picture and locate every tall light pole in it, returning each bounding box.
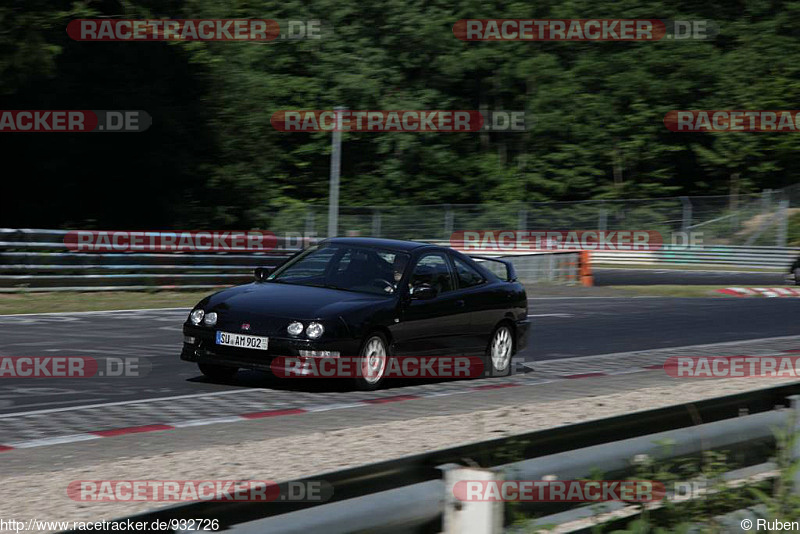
[327,106,344,238]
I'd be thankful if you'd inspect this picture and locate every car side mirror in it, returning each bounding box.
[410,283,438,300]
[254,267,270,282]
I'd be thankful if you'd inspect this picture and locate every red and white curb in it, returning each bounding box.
[0,377,601,452]
[0,388,519,451]
[717,287,800,297]
[3,347,799,452]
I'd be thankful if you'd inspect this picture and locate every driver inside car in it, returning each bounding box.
[392,255,409,289]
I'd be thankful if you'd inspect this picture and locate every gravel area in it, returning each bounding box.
[2,376,798,532]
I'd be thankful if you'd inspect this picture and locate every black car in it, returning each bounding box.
[181,237,529,390]
[791,256,800,286]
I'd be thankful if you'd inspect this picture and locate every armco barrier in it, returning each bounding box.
[440,238,798,272]
[0,229,296,292]
[592,245,800,270]
[473,251,583,286]
[449,244,798,271]
[60,383,800,534]
[0,230,588,292]
[2,229,797,291]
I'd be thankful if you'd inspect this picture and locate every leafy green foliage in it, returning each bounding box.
[5,0,800,228]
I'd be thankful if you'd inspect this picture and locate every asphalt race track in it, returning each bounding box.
[0,296,798,415]
[593,267,790,286]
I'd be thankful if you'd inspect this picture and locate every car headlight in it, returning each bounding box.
[306,322,324,339]
[287,321,304,336]
[204,312,218,326]
[190,309,205,325]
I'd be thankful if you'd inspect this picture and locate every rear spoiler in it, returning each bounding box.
[468,255,517,282]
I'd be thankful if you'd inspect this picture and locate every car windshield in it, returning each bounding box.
[267,244,410,296]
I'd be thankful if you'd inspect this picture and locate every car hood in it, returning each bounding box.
[203,282,391,320]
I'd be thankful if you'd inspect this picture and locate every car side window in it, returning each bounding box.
[410,253,454,294]
[453,257,485,288]
[335,250,352,273]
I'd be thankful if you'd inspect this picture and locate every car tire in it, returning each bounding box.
[198,363,238,381]
[485,323,514,377]
[354,332,390,391]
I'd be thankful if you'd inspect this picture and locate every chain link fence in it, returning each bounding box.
[3,185,799,292]
[271,186,798,247]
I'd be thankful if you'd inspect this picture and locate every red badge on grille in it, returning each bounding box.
[241,323,251,331]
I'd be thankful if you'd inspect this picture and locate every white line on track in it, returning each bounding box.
[528,296,662,300]
[172,417,246,428]
[4,398,110,411]
[0,307,191,318]
[7,334,798,420]
[606,368,647,376]
[595,267,782,274]
[305,403,363,413]
[10,434,101,448]
[527,334,800,365]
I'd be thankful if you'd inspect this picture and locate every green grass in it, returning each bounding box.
[0,291,214,315]
[0,282,764,316]
[606,285,735,297]
[593,263,784,273]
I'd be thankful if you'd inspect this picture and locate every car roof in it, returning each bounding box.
[322,237,438,252]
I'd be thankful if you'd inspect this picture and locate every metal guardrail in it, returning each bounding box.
[259,409,784,534]
[592,245,800,270]
[61,382,800,534]
[473,252,583,285]
[502,252,581,285]
[1,230,588,292]
[3,229,798,291]
[435,240,799,273]
[0,229,296,292]
[514,461,778,533]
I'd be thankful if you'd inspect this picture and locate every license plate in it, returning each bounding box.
[215,331,269,350]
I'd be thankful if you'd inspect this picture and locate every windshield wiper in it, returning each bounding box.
[267,278,300,285]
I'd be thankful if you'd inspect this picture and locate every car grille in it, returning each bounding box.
[215,316,288,337]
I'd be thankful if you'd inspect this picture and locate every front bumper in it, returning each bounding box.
[181,324,361,372]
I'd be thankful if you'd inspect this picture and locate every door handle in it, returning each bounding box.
[455,300,465,307]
